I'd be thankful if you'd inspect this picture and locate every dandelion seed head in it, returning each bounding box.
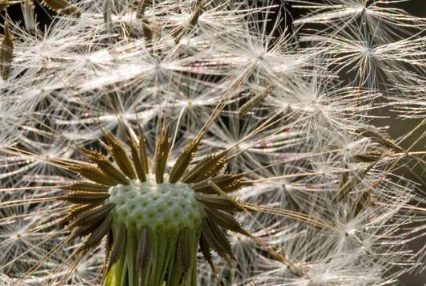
[1,0,426,285]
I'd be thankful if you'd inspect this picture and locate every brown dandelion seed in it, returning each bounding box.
[40,0,81,16]
[353,151,384,163]
[104,132,137,180]
[204,208,249,236]
[0,18,14,80]
[80,215,113,250]
[169,139,199,183]
[192,173,245,194]
[136,227,152,271]
[61,182,110,192]
[334,162,377,202]
[356,127,404,153]
[67,163,120,186]
[83,149,130,185]
[352,191,372,218]
[127,136,147,182]
[106,224,127,272]
[70,219,106,240]
[239,85,274,116]
[201,217,236,262]
[182,151,227,183]
[138,134,150,174]
[142,19,155,42]
[177,228,192,276]
[199,233,216,273]
[153,123,171,184]
[196,193,242,212]
[60,202,105,226]
[173,2,203,44]
[60,191,110,204]
[67,202,115,229]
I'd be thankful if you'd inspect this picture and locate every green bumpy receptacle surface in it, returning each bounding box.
[108,176,205,233]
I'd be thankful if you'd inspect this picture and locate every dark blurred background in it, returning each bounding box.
[386,1,426,283]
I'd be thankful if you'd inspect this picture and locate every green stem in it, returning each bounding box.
[105,227,201,286]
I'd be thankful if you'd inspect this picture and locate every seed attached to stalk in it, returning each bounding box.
[40,0,81,17]
[0,18,14,80]
[356,127,404,153]
[239,85,274,116]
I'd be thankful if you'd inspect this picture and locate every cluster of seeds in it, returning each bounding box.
[51,119,253,286]
[4,0,425,285]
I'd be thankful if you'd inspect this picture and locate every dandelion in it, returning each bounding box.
[1,100,328,286]
[1,0,426,286]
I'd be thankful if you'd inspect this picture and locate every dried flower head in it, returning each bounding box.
[52,118,252,286]
[1,0,426,286]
